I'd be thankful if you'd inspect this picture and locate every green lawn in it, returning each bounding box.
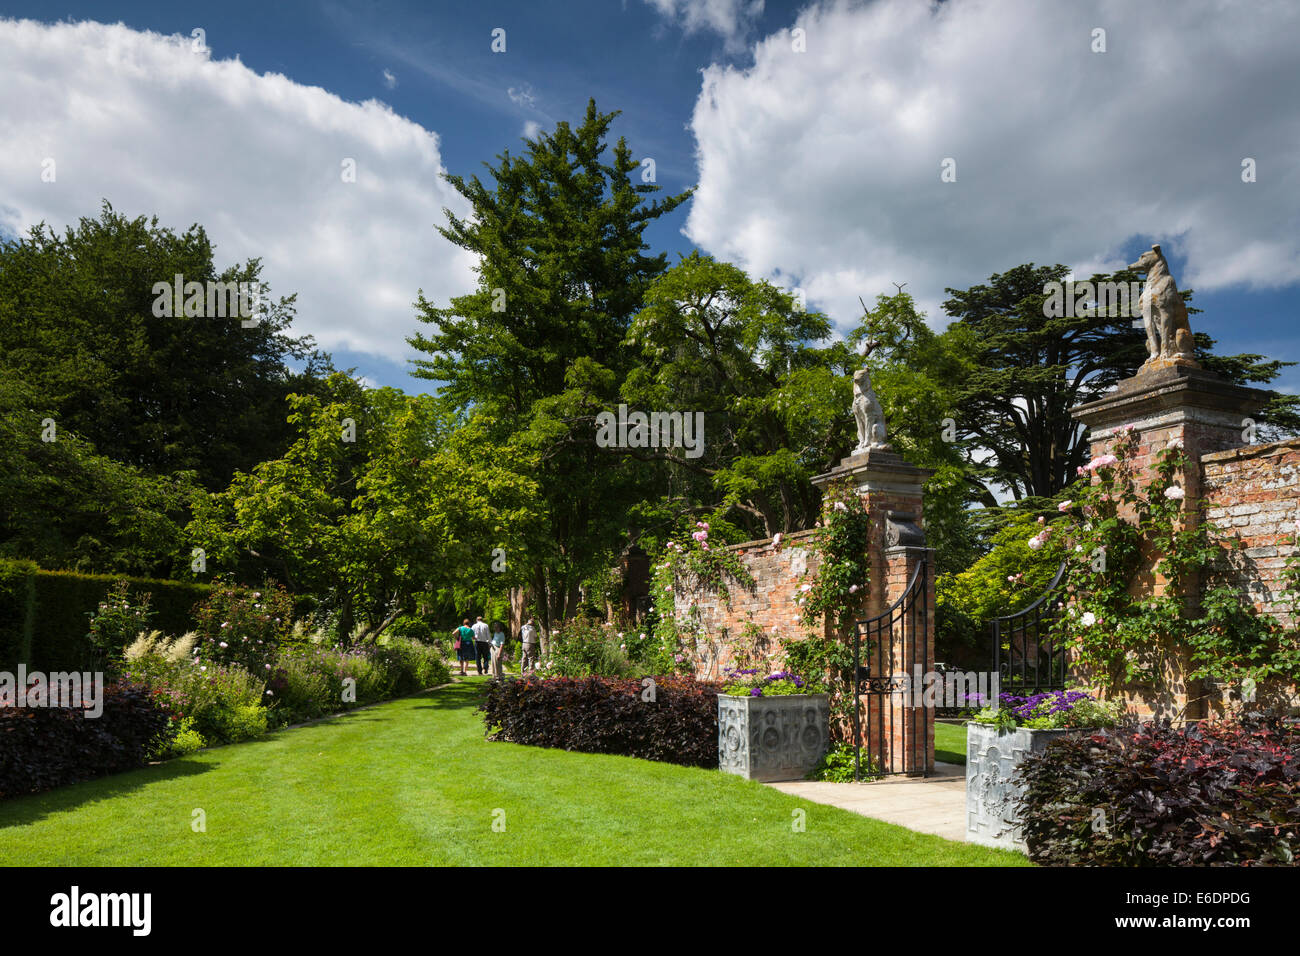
[935,721,968,766]
[0,680,1024,866]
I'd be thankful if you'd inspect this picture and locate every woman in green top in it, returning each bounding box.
[454,619,476,676]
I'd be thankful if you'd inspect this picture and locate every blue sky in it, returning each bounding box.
[2,0,1298,395]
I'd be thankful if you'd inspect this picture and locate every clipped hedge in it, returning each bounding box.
[479,675,722,768]
[0,560,214,671]
[0,680,171,799]
[1018,714,1300,866]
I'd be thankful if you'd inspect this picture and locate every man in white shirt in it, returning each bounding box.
[471,616,491,676]
[520,618,540,674]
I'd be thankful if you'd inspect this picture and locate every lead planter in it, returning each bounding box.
[718,693,829,782]
[965,722,1089,851]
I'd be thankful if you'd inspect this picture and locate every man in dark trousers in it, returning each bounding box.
[471,615,491,676]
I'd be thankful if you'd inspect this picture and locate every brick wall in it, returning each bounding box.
[674,529,825,680]
[1203,437,1300,619]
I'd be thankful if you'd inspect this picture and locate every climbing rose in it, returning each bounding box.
[1165,486,1186,500]
[1058,500,1072,512]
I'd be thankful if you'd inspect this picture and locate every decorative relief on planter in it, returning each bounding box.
[965,723,1080,851]
[718,694,830,782]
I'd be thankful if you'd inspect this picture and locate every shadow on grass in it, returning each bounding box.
[411,681,489,713]
[0,755,212,831]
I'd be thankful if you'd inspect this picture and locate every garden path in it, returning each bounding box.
[767,761,968,842]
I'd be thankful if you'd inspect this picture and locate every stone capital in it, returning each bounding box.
[812,448,933,497]
[1071,365,1270,440]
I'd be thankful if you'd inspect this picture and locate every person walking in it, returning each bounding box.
[490,621,507,680]
[454,619,475,676]
[471,615,491,676]
[520,617,540,674]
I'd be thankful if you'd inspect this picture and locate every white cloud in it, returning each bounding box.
[685,0,1300,333]
[382,68,397,89]
[522,120,542,140]
[507,83,536,109]
[644,0,764,52]
[0,18,476,362]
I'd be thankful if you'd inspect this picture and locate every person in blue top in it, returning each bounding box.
[454,618,476,676]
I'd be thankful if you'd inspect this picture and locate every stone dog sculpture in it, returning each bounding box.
[1129,244,1196,364]
[852,368,890,453]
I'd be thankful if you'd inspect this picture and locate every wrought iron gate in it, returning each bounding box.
[852,558,929,781]
[992,559,1068,694]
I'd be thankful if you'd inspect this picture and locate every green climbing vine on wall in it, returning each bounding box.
[1044,426,1300,704]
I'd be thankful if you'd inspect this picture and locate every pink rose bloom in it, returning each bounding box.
[1088,455,1118,470]
[1164,485,1185,500]
[1058,500,1072,512]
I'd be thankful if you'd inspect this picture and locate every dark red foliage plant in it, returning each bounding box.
[1018,712,1300,866]
[479,675,722,768]
[0,680,171,799]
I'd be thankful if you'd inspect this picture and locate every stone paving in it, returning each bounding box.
[767,760,969,842]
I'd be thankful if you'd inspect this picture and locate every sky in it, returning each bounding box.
[1,0,1298,395]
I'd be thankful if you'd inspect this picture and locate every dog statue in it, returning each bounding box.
[1129,244,1197,365]
[852,368,890,453]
